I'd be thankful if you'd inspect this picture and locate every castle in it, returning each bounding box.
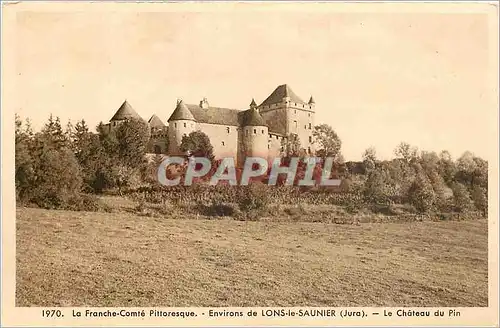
[105,84,316,166]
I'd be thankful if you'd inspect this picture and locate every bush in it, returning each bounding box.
[66,194,112,212]
[198,202,239,217]
[236,183,269,218]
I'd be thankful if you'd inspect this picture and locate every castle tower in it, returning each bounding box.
[109,100,142,131]
[148,114,168,154]
[241,106,268,163]
[258,84,315,154]
[167,100,196,155]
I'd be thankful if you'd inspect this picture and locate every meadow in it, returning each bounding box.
[16,196,488,307]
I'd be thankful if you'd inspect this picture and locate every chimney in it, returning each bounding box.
[200,97,209,109]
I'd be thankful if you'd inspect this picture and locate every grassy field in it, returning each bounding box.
[16,206,488,307]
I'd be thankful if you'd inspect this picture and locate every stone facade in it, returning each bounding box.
[106,84,316,164]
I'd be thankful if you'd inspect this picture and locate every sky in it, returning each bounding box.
[13,3,498,161]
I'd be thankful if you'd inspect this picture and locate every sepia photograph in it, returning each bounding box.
[6,1,497,317]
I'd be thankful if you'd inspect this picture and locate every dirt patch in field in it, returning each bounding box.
[16,207,488,307]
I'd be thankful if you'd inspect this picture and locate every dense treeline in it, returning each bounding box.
[15,114,488,218]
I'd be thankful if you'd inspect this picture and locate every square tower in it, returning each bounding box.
[258,84,315,155]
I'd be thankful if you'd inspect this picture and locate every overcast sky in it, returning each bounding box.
[14,3,498,161]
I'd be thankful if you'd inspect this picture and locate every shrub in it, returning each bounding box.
[198,202,239,217]
[236,183,269,217]
[66,194,112,212]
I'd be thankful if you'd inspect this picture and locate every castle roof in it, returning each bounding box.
[165,84,304,134]
[167,100,196,122]
[148,114,166,128]
[110,100,142,121]
[259,84,305,107]
[250,98,257,107]
[308,96,315,104]
[242,108,267,127]
[186,104,240,126]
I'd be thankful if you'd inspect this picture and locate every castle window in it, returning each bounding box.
[293,120,297,130]
[113,122,116,126]
[268,144,270,149]
[304,125,307,129]
[183,123,186,128]
[226,127,230,133]
[261,129,264,134]
[294,110,297,114]
[309,136,312,143]
[276,135,278,139]
[222,141,225,146]
[308,113,311,117]
[253,129,256,134]
[174,123,177,128]
[308,147,311,154]
[308,123,312,129]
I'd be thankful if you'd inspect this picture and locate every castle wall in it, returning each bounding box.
[287,104,315,154]
[168,119,196,155]
[195,123,239,160]
[242,125,269,160]
[259,106,286,133]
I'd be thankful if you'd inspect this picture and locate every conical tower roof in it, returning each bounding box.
[308,96,315,104]
[110,100,142,121]
[167,100,195,122]
[242,108,266,127]
[148,114,166,128]
[250,98,257,107]
[259,84,304,107]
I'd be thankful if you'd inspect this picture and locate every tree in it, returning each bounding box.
[394,142,418,164]
[280,133,302,157]
[450,182,474,213]
[363,167,391,204]
[408,171,436,213]
[362,147,377,172]
[419,151,440,175]
[312,124,342,160]
[180,130,214,161]
[28,146,84,208]
[470,184,487,216]
[437,150,457,185]
[40,114,70,150]
[114,118,151,167]
[71,120,110,193]
[15,115,35,202]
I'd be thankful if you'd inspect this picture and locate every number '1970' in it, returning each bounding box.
[42,309,63,318]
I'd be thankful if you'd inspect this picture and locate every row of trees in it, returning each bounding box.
[361,143,488,214]
[15,115,153,208]
[15,114,488,216]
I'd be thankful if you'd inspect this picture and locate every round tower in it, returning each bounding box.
[167,99,196,155]
[242,104,268,160]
